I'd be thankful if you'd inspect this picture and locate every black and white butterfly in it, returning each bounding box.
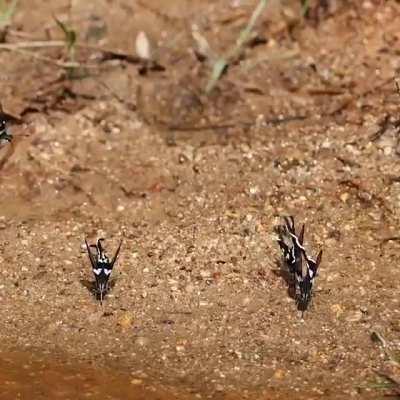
[85,238,122,304]
[276,216,322,313]
[0,104,13,143]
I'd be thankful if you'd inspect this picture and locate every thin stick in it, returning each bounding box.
[205,0,269,94]
[0,40,138,56]
[0,40,65,49]
[0,40,147,65]
[2,47,98,69]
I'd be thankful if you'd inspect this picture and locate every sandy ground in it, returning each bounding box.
[0,1,400,399]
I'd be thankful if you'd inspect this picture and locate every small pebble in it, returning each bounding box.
[135,336,149,347]
[346,310,363,323]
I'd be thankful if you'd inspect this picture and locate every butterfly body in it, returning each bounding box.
[85,238,122,304]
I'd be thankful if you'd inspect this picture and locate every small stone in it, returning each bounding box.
[249,186,260,196]
[273,369,285,379]
[130,378,143,385]
[199,270,211,278]
[326,273,337,282]
[360,305,368,313]
[331,304,344,318]
[185,284,195,293]
[87,311,102,324]
[346,310,363,322]
[233,350,242,359]
[118,313,133,330]
[340,193,350,202]
[390,320,400,332]
[362,1,373,9]
[215,384,224,392]
[135,336,149,347]
[242,297,251,306]
[383,146,392,156]
[321,138,331,149]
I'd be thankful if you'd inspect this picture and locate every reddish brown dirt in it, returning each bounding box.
[0,1,399,399]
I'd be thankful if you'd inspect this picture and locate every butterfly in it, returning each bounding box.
[85,238,122,304]
[276,216,322,313]
[0,104,13,143]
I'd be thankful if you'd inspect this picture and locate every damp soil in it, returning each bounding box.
[0,1,400,399]
[0,351,196,400]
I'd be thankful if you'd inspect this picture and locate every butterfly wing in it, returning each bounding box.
[283,218,306,278]
[0,112,12,142]
[85,239,97,269]
[304,250,322,280]
[297,248,322,312]
[277,225,292,258]
[292,224,305,278]
[110,240,122,269]
[283,216,295,234]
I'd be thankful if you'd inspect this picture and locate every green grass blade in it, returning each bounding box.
[0,0,18,28]
[205,0,269,94]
